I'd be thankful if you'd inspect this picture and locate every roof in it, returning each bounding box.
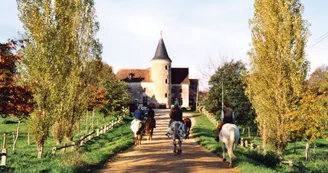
[116,69,152,82]
[171,68,190,84]
[152,38,172,62]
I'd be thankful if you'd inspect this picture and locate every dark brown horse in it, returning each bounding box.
[183,118,192,139]
[145,118,155,140]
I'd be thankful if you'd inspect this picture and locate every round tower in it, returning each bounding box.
[151,33,172,108]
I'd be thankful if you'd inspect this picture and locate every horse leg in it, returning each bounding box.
[222,143,227,162]
[173,140,177,154]
[178,140,182,155]
[150,128,153,140]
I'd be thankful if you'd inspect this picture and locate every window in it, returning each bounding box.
[128,73,134,79]
[165,65,168,70]
[143,97,147,106]
[180,89,182,93]
[143,88,146,92]
[179,98,183,106]
[171,98,175,104]
[165,79,168,83]
[165,93,168,98]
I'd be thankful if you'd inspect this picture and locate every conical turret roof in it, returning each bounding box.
[152,37,172,62]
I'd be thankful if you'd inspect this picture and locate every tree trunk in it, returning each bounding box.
[86,111,89,132]
[27,132,30,145]
[293,140,296,154]
[13,120,20,151]
[37,143,43,159]
[305,142,310,161]
[313,143,316,154]
[262,126,268,148]
[2,133,6,149]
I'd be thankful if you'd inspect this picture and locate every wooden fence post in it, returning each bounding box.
[1,148,6,166]
[96,129,100,136]
[257,145,260,153]
[88,132,92,141]
[288,160,294,172]
[250,143,254,150]
[51,147,56,156]
[245,140,248,147]
[240,138,244,147]
[1,133,7,166]
[79,136,84,147]
[61,143,67,154]
[71,142,75,151]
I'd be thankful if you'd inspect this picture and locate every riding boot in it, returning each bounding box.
[215,128,221,142]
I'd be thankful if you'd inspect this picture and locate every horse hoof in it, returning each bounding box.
[223,158,226,162]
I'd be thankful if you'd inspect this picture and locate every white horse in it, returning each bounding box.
[130,119,144,146]
[169,121,185,155]
[217,123,240,167]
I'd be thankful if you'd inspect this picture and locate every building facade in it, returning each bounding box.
[116,36,198,108]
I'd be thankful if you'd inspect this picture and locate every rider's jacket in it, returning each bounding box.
[147,109,155,119]
[134,109,144,121]
[170,108,183,122]
[223,107,233,123]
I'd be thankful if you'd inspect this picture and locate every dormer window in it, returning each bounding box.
[128,73,134,79]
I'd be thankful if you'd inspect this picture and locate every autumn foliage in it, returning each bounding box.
[0,41,33,118]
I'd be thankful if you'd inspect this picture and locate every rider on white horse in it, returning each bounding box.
[130,106,145,133]
[166,103,187,137]
[216,101,234,142]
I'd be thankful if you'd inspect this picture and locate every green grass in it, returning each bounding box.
[0,113,134,172]
[192,113,328,173]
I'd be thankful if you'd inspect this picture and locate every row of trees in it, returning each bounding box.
[0,0,131,158]
[205,0,328,156]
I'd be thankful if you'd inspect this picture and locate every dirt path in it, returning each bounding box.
[99,109,238,173]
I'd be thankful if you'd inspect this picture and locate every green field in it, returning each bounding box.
[0,113,134,172]
[192,113,328,173]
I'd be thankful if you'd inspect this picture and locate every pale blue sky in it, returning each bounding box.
[1,0,327,90]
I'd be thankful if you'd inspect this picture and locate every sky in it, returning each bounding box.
[1,0,328,90]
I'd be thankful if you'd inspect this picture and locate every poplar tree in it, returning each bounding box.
[17,0,101,158]
[246,0,309,154]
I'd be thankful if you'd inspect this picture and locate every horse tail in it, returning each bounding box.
[228,128,236,158]
[174,122,179,138]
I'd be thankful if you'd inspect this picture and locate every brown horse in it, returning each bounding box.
[145,118,155,140]
[183,118,192,139]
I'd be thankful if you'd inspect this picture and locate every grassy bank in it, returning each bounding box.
[0,114,134,172]
[192,113,328,173]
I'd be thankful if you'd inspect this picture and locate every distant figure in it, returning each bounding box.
[147,106,156,128]
[216,101,234,142]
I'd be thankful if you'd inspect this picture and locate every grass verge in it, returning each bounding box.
[0,115,134,173]
[192,113,291,173]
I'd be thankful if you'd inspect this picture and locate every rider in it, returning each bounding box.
[132,106,145,132]
[147,106,156,128]
[166,103,187,136]
[216,101,234,142]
